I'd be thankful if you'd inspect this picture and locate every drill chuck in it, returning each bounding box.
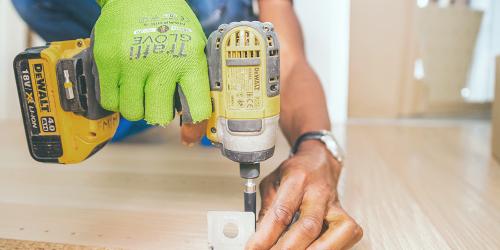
[239,162,260,179]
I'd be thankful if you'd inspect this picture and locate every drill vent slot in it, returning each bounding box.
[227,29,261,47]
[267,36,274,46]
[223,28,265,66]
[216,38,221,49]
[269,50,278,57]
[235,31,241,46]
[244,31,250,46]
[227,50,261,59]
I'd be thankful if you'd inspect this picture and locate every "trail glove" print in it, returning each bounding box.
[93,0,211,125]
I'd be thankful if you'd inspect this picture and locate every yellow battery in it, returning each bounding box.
[13,39,119,164]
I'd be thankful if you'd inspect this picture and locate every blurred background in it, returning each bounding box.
[349,0,499,119]
[1,0,499,121]
[2,0,498,153]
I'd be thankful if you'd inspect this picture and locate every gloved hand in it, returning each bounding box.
[93,0,211,125]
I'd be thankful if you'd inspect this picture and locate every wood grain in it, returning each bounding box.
[0,238,121,250]
[0,119,499,249]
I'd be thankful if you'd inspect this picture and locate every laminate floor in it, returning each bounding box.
[0,118,498,249]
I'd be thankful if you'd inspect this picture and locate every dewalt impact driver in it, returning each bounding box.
[13,21,280,216]
[206,22,280,215]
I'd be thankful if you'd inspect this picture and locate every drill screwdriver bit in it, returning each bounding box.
[244,178,257,215]
[240,163,260,216]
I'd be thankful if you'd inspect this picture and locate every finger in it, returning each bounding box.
[307,205,363,250]
[92,27,121,112]
[144,72,177,125]
[246,165,306,250]
[94,54,120,112]
[274,188,329,250]
[181,121,207,146]
[118,70,147,121]
[178,62,212,124]
[257,170,280,222]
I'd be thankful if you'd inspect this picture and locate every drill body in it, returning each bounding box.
[206,21,281,214]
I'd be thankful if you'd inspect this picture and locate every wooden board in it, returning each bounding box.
[0,119,499,249]
[0,238,120,250]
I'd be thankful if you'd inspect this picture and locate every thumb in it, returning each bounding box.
[177,63,212,124]
[181,121,207,146]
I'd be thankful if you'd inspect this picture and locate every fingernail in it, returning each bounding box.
[182,141,195,148]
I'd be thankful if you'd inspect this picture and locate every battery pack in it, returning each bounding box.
[13,39,119,164]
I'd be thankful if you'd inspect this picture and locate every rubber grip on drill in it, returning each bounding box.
[244,192,257,215]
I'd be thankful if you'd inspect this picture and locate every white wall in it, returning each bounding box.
[0,0,27,120]
[466,0,500,102]
[295,0,350,123]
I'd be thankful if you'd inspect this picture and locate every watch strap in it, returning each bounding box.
[291,131,328,154]
[291,131,344,165]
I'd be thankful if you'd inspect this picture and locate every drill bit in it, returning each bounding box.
[244,178,257,214]
[240,163,260,216]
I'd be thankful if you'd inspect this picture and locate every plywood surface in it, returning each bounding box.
[0,119,499,249]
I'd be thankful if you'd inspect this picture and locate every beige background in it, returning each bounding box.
[348,0,489,118]
[348,0,415,118]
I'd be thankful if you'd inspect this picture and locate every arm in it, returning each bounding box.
[245,1,363,249]
[259,0,331,144]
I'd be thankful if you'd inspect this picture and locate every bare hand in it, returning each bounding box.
[246,141,363,250]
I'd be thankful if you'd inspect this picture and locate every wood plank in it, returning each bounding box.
[0,238,119,250]
[0,119,499,249]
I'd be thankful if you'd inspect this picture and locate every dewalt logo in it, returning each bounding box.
[33,63,51,112]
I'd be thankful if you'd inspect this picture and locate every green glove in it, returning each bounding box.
[93,0,211,125]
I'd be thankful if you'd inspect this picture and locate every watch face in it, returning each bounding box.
[321,135,344,164]
[291,131,344,163]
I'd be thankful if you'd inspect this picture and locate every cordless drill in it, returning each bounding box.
[13,21,280,217]
[206,21,281,215]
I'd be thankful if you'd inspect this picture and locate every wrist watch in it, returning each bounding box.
[291,130,345,165]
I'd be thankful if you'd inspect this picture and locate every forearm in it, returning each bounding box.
[280,62,331,144]
[259,0,331,144]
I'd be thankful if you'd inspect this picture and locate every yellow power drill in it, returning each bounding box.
[206,21,281,215]
[13,21,280,216]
